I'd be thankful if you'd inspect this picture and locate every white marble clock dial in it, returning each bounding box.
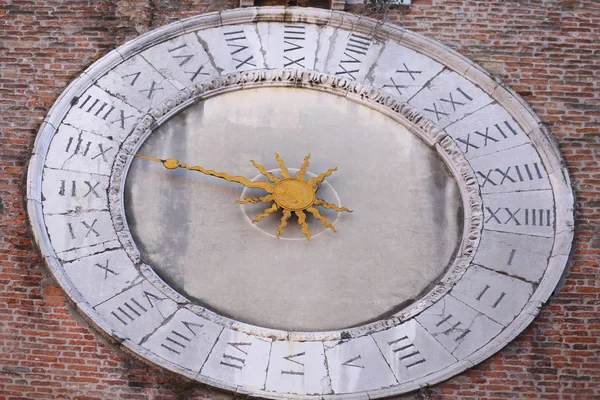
[28,7,573,399]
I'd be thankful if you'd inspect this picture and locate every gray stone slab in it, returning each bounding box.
[416,294,503,359]
[142,308,222,373]
[44,125,120,176]
[63,249,140,306]
[325,336,397,393]
[319,29,383,83]
[474,230,553,282]
[42,168,109,214]
[444,103,530,159]
[409,69,494,128]
[469,144,551,194]
[61,84,144,141]
[482,190,555,237]
[201,328,271,391]
[259,22,320,70]
[371,42,445,102]
[44,210,118,255]
[196,25,265,73]
[96,54,182,111]
[265,340,331,395]
[140,32,218,87]
[371,319,456,383]
[94,280,179,343]
[450,265,533,326]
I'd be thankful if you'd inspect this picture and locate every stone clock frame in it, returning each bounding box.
[27,7,574,399]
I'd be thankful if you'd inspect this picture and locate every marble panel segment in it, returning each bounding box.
[469,144,551,194]
[371,42,445,102]
[265,340,332,395]
[450,265,533,326]
[444,103,531,159]
[201,328,272,391]
[96,55,182,111]
[196,25,265,73]
[325,335,398,393]
[42,168,109,214]
[62,249,139,306]
[259,22,320,70]
[416,295,503,359]
[94,280,179,343]
[474,229,554,282]
[371,319,456,383]
[482,190,555,237]
[409,69,494,128]
[44,125,120,176]
[61,85,144,142]
[142,308,222,374]
[140,32,218,87]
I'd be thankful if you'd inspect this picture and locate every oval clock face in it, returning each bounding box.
[28,7,574,399]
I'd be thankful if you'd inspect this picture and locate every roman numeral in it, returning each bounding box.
[485,207,553,227]
[65,137,114,162]
[507,249,517,265]
[139,81,163,100]
[160,321,204,355]
[335,33,371,79]
[281,351,305,376]
[223,30,256,70]
[387,336,426,368]
[66,218,99,239]
[167,43,194,67]
[456,121,519,153]
[220,342,252,370]
[424,87,472,121]
[382,77,407,95]
[110,291,163,325]
[434,314,471,342]
[475,284,506,308]
[395,63,422,81]
[94,259,118,279]
[59,180,101,198]
[476,162,544,187]
[167,43,211,82]
[185,65,209,82]
[122,71,164,100]
[341,355,365,369]
[283,25,306,68]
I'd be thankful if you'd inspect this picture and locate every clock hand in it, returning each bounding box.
[133,154,273,193]
[132,153,352,241]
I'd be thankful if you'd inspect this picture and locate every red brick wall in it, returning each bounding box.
[0,1,598,399]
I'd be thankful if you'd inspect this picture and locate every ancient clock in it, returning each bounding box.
[28,7,574,399]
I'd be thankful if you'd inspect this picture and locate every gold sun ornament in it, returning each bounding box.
[133,153,352,240]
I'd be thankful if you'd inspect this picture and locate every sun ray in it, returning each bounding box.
[277,210,292,238]
[235,194,273,205]
[295,154,311,181]
[314,198,353,213]
[307,207,337,232]
[295,211,311,241]
[252,203,278,223]
[307,167,337,188]
[251,160,280,183]
[275,153,291,179]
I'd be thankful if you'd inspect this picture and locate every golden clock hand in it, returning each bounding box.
[133,153,352,241]
[132,154,274,193]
